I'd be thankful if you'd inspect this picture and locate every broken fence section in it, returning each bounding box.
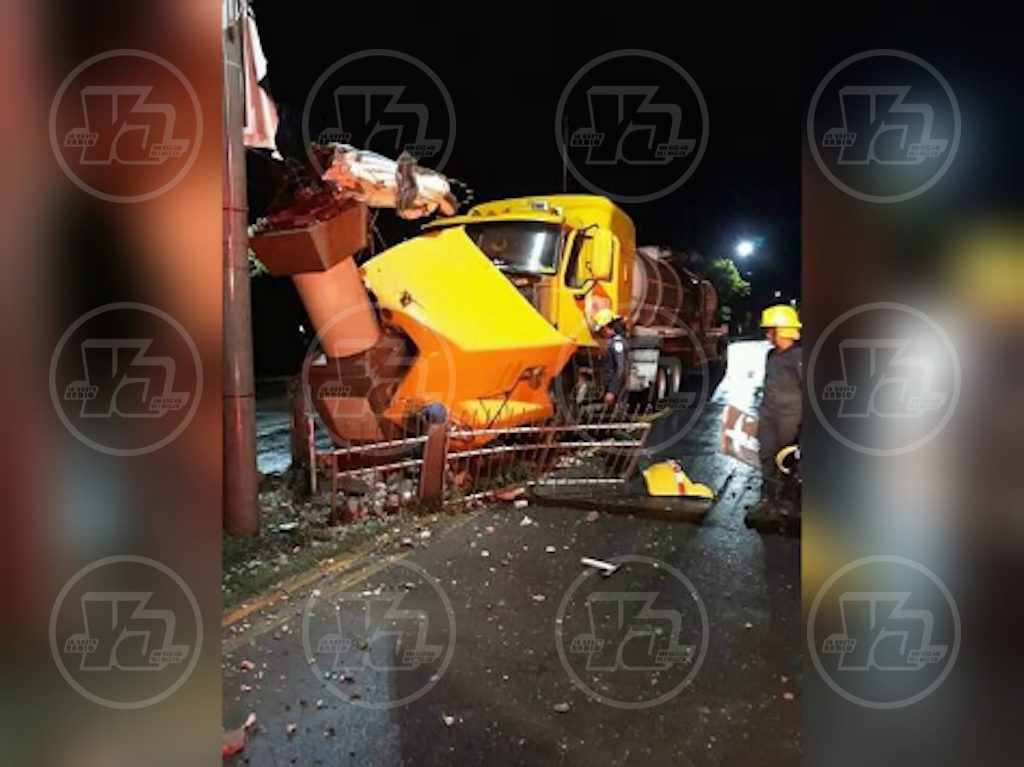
[296,401,655,522]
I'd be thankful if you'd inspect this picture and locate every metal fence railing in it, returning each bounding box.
[292,397,654,523]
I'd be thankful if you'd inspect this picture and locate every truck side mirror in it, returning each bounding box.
[586,229,616,282]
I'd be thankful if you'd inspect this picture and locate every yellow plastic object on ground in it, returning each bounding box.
[642,460,715,499]
[362,226,576,435]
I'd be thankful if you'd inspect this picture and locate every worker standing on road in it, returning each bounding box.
[593,308,629,406]
[747,304,802,524]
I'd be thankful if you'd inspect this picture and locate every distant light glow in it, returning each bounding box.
[736,240,755,258]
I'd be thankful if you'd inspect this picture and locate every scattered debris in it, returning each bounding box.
[530,594,546,603]
[584,511,600,523]
[782,692,795,701]
[442,714,456,727]
[221,713,257,759]
[496,486,526,501]
[553,702,571,713]
[275,521,299,533]
[520,515,535,527]
[338,476,371,495]
[513,499,529,509]
[286,723,298,739]
[744,621,754,630]
[545,545,556,554]
[580,557,620,576]
[238,660,256,673]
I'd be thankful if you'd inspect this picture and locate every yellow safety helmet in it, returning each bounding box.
[592,308,621,331]
[760,304,802,340]
[642,460,715,500]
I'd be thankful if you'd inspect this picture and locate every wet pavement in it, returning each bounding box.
[225,341,800,766]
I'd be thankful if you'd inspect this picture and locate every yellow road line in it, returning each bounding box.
[222,551,411,654]
[222,542,382,629]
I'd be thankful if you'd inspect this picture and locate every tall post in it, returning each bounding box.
[223,0,259,536]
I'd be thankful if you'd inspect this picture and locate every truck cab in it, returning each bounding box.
[424,195,635,347]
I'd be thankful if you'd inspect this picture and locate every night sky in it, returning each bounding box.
[249,3,802,375]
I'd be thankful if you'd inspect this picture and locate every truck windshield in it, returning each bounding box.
[464,222,560,275]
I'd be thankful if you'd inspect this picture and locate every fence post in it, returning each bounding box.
[419,422,448,505]
[287,377,313,496]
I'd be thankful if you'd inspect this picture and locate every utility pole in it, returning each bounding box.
[222,0,259,536]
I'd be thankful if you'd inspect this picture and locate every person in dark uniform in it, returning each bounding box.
[747,304,802,522]
[593,308,629,406]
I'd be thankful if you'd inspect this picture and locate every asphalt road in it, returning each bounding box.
[225,341,800,766]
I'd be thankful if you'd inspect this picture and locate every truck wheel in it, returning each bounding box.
[664,358,683,395]
[654,367,669,403]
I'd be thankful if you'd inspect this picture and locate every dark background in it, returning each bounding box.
[248,3,802,375]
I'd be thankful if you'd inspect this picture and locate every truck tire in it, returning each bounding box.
[653,366,669,403]
[663,357,683,395]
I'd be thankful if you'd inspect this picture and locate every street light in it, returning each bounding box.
[736,239,755,258]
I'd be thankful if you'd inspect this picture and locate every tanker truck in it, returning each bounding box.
[427,196,726,406]
[252,186,724,448]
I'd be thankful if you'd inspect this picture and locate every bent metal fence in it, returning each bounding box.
[446,410,651,503]
[293,398,654,522]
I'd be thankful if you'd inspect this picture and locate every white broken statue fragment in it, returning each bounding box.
[322,144,459,220]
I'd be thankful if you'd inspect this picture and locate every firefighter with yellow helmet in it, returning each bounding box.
[592,308,629,406]
[747,304,802,524]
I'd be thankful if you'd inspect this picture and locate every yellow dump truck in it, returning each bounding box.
[252,193,723,446]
